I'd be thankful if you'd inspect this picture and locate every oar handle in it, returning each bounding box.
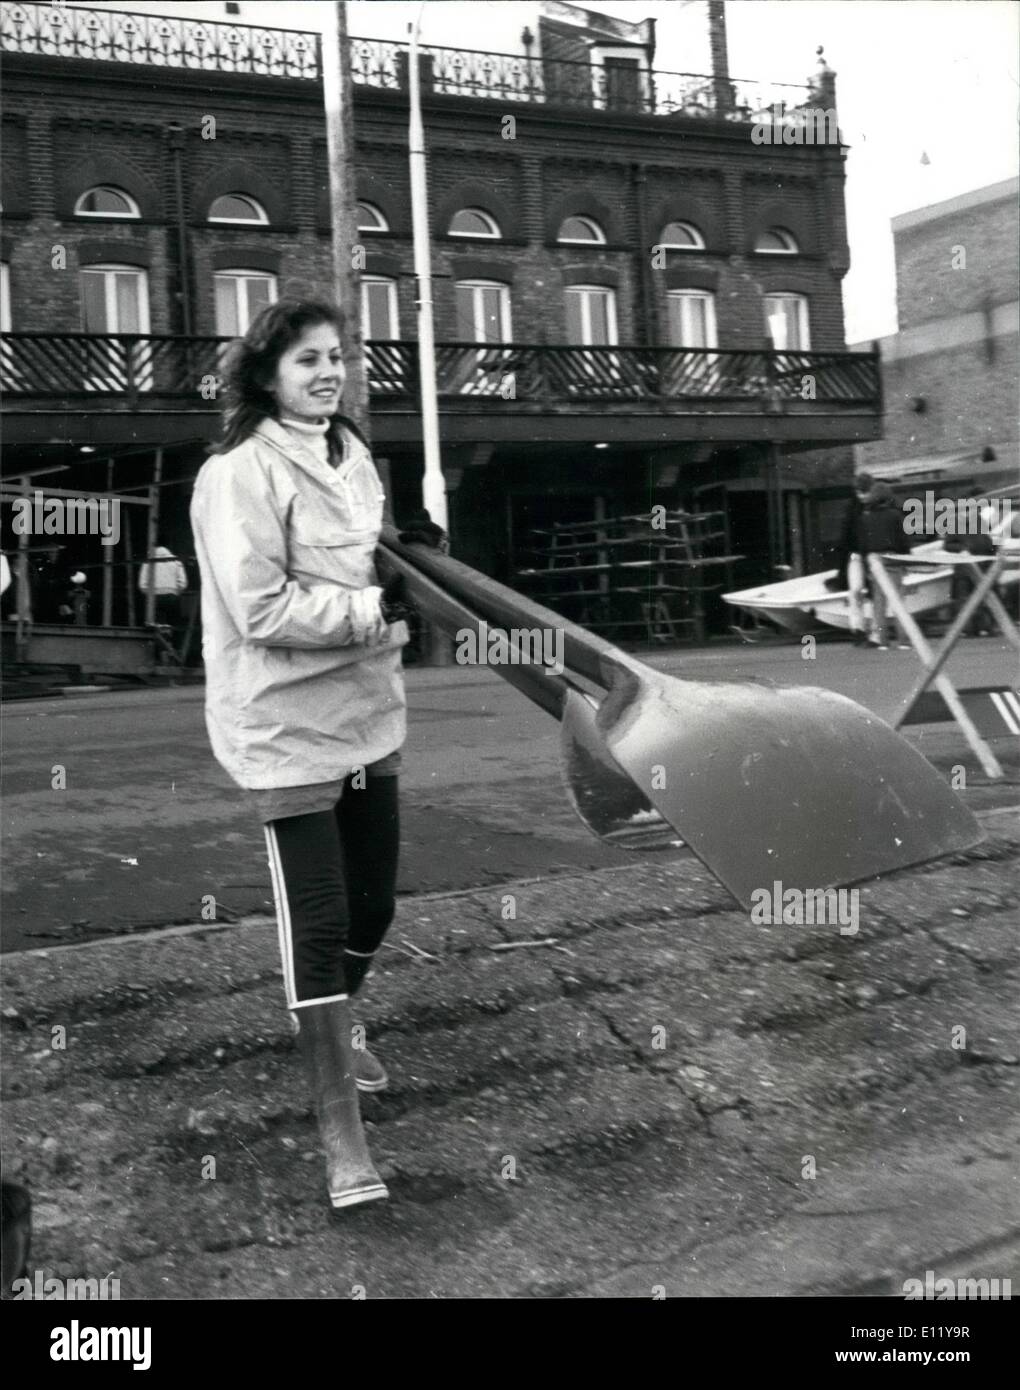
[379,526,628,689]
[375,539,569,721]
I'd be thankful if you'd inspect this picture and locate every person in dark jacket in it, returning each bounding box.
[834,473,873,587]
[856,480,910,647]
[833,474,874,640]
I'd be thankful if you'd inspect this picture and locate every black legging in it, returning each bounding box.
[264,772,399,1009]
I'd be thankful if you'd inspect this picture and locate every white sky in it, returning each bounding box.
[71,0,1020,341]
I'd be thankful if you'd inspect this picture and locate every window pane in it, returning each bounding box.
[765,295,807,350]
[244,276,273,328]
[81,187,134,215]
[0,264,10,332]
[357,202,386,232]
[454,284,475,340]
[113,272,141,332]
[667,295,683,345]
[478,287,502,342]
[588,290,611,345]
[565,290,585,344]
[450,209,496,236]
[214,278,240,338]
[668,293,713,349]
[81,271,109,333]
[210,195,262,222]
[604,57,641,111]
[364,280,394,338]
[757,228,797,253]
[560,217,599,242]
[792,300,808,349]
[765,298,787,349]
[662,221,699,248]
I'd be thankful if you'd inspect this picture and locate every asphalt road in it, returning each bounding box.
[3,636,1017,952]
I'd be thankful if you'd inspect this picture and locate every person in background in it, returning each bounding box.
[61,570,91,627]
[138,544,188,631]
[28,544,67,623]
[832,473,874,642]
[854,480,911,648]
[946,489,997,637]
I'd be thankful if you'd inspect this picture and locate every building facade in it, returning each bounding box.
[854,177,1019,496]
[1,0,882,657]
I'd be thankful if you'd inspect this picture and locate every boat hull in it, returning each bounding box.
[724,547,954,635]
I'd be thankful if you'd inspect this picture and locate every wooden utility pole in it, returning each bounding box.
[323,0,371,441]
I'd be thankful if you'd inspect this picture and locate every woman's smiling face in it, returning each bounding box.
[270,322,346,422]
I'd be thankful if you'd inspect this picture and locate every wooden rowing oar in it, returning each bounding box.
[377,529,983,909]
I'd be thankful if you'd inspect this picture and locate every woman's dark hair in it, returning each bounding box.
[210,298,358,454]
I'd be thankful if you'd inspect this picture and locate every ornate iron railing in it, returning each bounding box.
[1,335,880,410]
[0,2,320,77]
[2,4,822,123]
[349,37,819,122]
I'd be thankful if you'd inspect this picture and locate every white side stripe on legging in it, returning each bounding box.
[264,823,299,1009]
[264,824,349,1010]
[291,992,349,1009]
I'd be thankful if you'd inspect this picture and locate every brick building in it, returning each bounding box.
[1,0,882,661]
[854,177,1019,496]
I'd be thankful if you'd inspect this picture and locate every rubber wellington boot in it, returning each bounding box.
[293,999,388,1211]
[354,1039,388,1093]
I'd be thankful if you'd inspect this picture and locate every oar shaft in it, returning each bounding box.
[379,527,627,689]
[376,542,569,721]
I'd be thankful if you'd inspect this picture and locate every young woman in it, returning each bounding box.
[190,298,412,1212]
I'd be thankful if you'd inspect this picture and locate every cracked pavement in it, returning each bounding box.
[2,639,1018,1297]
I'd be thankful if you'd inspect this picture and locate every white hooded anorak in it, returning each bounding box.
[190,415,408,790]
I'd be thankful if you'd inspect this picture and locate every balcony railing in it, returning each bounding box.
[0,1,320,77]
[1,335,880,411]
[349,39,819,122]
[2,3,821,123]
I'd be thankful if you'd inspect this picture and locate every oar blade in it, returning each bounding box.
[570,670,983,909]
[560,690,680,851]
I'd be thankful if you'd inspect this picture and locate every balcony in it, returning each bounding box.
[1,2,825,126]
[1,334,880,447]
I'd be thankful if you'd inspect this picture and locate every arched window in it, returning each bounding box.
[74,187,140,219]
[659,221,704,250]
[755,227,799,254]
[361,275,399,339]
[764,293,810,350]
[558,216,606,245]
[208,194,269,225]
[357,202,389,233]
[214,269,278,337]
[455,280,512,343]
[448,208,501,239]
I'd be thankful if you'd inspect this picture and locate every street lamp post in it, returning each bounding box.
[408,4,447,531]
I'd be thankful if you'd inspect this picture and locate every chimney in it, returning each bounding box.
[707,2,733,115]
